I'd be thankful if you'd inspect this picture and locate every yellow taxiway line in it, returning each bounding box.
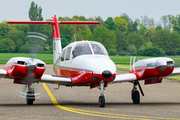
[42,83,179,120]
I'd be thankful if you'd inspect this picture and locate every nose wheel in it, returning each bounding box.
[26,86,35,105]
[99,96,105,107]
[98,82,106,107]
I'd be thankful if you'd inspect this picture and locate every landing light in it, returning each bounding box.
[92,76,100,81]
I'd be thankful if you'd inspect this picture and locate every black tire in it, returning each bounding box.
[132,90,140,104]
[26,91,35,105]
[99,96,105,107]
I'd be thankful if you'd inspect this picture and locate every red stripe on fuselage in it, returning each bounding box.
[53,66,116,85]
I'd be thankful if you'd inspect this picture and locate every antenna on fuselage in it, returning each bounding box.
[74,34,76,42]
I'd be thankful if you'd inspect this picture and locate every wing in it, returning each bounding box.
[169,67,180,76]
[39,74,71,85]
[112,73,137,83]
[0,69,7,78]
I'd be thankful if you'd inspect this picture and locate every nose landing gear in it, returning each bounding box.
[98,82,105,107]
[26,85,35,105]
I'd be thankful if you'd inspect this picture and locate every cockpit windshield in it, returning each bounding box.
[73,42,92,58]
[90,42,108,55]
[72,41,108,58]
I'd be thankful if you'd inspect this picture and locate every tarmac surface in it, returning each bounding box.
[0,65,180,120]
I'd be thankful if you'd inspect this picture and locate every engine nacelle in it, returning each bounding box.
[129,57,174,82]
[4,57,46,85]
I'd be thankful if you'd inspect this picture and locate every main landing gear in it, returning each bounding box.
[98,82,105,107]
[131,81,144,104]
[26,85,35,105]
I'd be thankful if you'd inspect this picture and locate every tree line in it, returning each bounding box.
[0,1,180,56]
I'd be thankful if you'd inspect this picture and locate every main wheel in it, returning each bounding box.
[26,91,35,105]
[132,90,140,104]
[99,96,105,107]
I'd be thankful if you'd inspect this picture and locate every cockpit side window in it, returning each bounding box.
[64,47,72,60]
[72,43,92,58]
[90,43,108,55]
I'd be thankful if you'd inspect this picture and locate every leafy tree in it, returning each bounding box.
[79,30,92,40]
[93,26,116,51]
[131,19,139,32]
[118,51,126,56]
[61,38,69,48]
[108,49,117,56]
[141,15,149,28]
[138,23,148,36]
[104,17,116,31]
[29,1,43,21]
[60,25,72,42]
[176,48,180,55]
[16,24,29,34]
[152,29,171,55]
[126,32,147,48]
[114,16,128,33]
[147,26,156,41]
[0,21,16,38]
[155,22,163,31]
[127,44,137,54]
[71,34,84,42]
[121,13,134,33]
[28,1,43,32]
[95,16,104,26]
[141,46,165,56]
[7,29,26,52]
[161,15,170,29]
[148,18,156,27]
[70,17,91,36]
[0,38,15,52]
[169,31,180,54]
[88,17,97,33]
[116,30,128,52]
[168,14,180,34]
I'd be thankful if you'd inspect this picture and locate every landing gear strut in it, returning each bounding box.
[26,85,35,105]
[131,81,144,104]
[98,82,105,107]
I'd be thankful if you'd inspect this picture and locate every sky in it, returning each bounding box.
[1,0,180,23]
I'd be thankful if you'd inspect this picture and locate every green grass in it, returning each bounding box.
[116,64,130,71]
[167,76,180,81]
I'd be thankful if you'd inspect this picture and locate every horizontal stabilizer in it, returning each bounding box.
[0,69,7,78]
[39,74,71,85]
[7,21,100,25]
[112,73,137,83]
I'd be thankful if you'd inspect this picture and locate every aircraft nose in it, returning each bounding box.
[102,70,112,78]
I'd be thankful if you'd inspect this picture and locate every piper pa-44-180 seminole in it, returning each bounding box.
[1,15,180,107]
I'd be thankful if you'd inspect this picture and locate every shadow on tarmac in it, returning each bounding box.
[1,102,180,107]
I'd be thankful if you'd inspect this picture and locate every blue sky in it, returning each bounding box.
[1,0,180,23]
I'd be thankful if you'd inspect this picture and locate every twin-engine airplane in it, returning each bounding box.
[1,15,180,107]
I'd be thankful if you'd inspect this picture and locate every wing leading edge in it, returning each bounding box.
[0,69,7,78]
[169,67,180,76]
[40,74,71,85]
[113,73,137,83]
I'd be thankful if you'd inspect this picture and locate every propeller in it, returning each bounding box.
[130,56,136,72]
[19,32,48,99]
